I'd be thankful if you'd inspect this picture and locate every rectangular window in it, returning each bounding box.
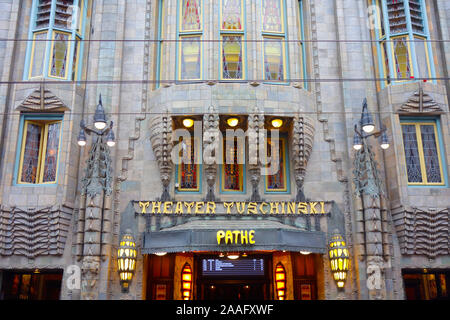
[179,36,202,80]
[180,0,202,32]
[36,0,52,29]
[221,0,243,31]
[265,136,288,192]
[221,137,245,192]
[29,31,48,78]
[263,37,285,81]
[386,0,407,34]
[262,0,284,33]
[18,119,62,184]
[177,137,200,192]
[54,0,75,29]
[221,35,243,80]
[414,36,430,79]
[392,36,411,79]
[401,120,445,185]
[50,31,71,79]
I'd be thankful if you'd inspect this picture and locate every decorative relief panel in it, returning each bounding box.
[397,87,444,114]
[392,206,449,258]
[0,205,72,258]
[16,85,69,112]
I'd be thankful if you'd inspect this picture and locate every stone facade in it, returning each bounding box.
[0,0,448,300]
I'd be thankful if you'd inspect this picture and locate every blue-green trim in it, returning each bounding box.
[175,0,205,83]
[261,0,290,85]
[399,116,448,188]
[299,0,307,90]
[217,0,247,82]
[419,0,436,81]
[155,0,164,89]
[219,164,247,194]
[13,114,64,187]
[375,0,435,88]
[264,134,291,195]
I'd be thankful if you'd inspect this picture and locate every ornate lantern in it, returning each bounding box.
[181,263,193,300]
[275,263,287,300]
[329,234,350,289]
[117,231,137,293]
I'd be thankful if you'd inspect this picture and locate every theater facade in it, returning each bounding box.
[0,0,449,301]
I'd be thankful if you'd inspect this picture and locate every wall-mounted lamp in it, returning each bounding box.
[181,263,193,300]
[271,118,283,128]
[227,117,239,127]
[117,231,137,293]
[275,263,287,300]
[328,234,350,289]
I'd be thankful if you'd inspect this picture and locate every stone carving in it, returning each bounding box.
[81,255,100,300]
[247,113,264,201]
[0,205,72,258]
[80,135,113,199]
[292,116,315,201]
[16,85,69,111]
[392,206,449,258]
[203,106,220,201]
[397,87,444,114]
[149,113,173,201]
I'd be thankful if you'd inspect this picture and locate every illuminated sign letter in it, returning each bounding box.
[217,230,225,244]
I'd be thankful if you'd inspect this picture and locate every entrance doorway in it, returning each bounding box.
[196,254,271,300]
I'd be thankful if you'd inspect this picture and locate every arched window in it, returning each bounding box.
[370,0,435,88]
[24,0,88,81]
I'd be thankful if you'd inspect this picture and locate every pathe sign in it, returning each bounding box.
[136,201,331,216]
[217,230,256,245]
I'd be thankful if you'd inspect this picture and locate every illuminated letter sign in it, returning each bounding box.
[216,230,256,245]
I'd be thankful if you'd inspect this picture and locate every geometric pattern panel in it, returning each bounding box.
[392,206,449,258]
[0,205,72,258]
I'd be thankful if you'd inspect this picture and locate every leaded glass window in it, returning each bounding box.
[264,38,285,81]
[262,0,283,33]
[180,37,201,80]
[222,138,244,192]
[262,0,287,82]
[401,121,444,185]
[50,32,70,78]
[265,137,288,192]
[181,0,202,31]
[372,0,435,86]
[20,123,42,184]
[393,36,411,79]
[178,138,200,192]
[222,36,243,79]
[221,0,243,31]
[18,119,62,184]
[26,0,87,80]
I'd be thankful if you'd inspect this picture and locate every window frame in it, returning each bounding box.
[176,0,204,82]
[399,117,447,187]
[175,136,202,194]
[264,134,290,194]
[370,0,436,88]
[24,0,88,81]
[261,0,289,84]
[220,135,246,194]
[14,114,64,186]
[219,0,246,81]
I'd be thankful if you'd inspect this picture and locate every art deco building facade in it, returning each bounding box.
[0,0,449,300]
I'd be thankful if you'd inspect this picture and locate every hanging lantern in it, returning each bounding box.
[275,263,287,300]
[181,263,193,300]
[328,234,350,289]
[117,231,137,293]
